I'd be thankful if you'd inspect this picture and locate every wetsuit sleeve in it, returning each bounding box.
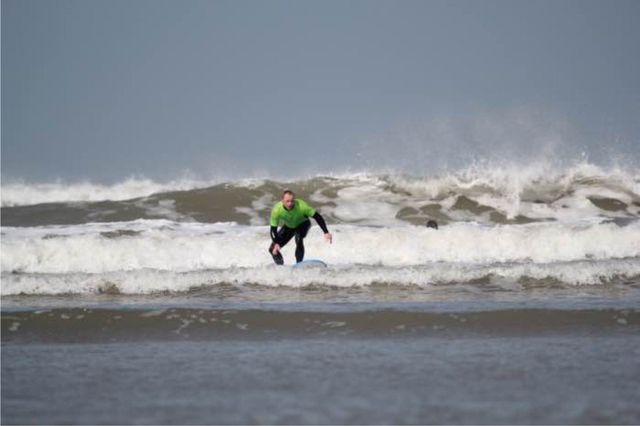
[312,212,329,234]
[270,226,279,243]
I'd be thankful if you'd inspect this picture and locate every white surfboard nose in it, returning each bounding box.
[293,259,328,268]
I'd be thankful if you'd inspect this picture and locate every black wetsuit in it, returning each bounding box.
[269,212,329,265]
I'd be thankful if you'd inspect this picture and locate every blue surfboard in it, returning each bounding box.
[293,259,328,268]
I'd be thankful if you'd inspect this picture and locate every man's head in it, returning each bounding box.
[282,190,295,210]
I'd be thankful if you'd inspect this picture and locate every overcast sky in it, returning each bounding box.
[2,0,639,182]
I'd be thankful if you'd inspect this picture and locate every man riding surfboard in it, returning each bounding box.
[268,190,332,265]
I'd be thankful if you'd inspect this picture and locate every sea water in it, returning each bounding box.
[2,162,640,424]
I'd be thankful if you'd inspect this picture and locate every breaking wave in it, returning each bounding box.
[2,219,639,295]
[2,161,639,227]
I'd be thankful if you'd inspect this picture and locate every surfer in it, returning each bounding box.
[268,190,332,265]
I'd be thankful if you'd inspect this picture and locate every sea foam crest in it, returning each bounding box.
[2,259,640,295]
[383,161,640,220]
[2,220,639,275]
[0,177,215,207]
[2,161,638,210]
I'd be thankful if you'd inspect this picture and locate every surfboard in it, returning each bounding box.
[293,259,328,268]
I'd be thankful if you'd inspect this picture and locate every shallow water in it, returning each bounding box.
[3,285,640,425]
[2,167,640,424]
[3,334,639,425]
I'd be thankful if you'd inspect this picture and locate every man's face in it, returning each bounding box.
[282,193,295,210]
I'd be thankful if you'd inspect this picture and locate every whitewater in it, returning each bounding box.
[2,161,639,295]
[3,161,640,426]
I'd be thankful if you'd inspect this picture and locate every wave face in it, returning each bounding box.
[2,162,639,295]
[2,162,639,226]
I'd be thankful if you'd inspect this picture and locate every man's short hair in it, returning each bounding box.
[282,189,295,198]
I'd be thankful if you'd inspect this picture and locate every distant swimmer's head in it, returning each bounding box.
[282,190,295,210]
[426,220,438,230]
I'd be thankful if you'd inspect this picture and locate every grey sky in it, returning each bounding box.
[2,0,639,182]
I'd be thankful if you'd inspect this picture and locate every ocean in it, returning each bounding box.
[2,161,640,424]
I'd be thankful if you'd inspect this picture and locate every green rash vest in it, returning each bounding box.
[270,199,316,229]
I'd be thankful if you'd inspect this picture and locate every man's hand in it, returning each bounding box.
[272,244,281,255]
[324,233,333,244]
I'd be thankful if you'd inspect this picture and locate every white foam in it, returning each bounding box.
[384,160,640,223]
[235,193,276,226]
[2,258,639,295]
[330,184,405,226]
[0,177,215,207]
[2,220,639,276]
[3,162,639,228]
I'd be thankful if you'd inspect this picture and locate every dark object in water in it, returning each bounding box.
[426,220,438,230]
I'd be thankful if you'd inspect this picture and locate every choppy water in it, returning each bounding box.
[2,162,640,424]
[2,162,640,295]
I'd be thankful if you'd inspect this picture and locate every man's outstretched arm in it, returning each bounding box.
[312,212,332,243]
[312,212,329,233]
